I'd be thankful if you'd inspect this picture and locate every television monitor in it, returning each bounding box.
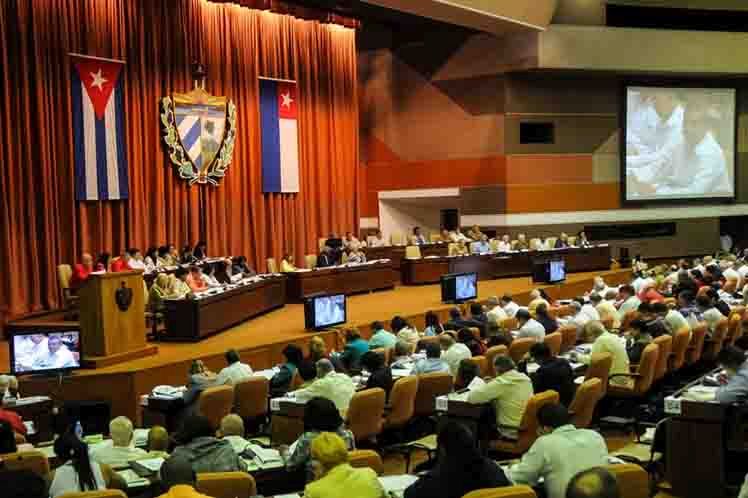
[9,328,82,375]
[304,293,347,330]
[532,259,566,284]
[622,84,736,203]
[441,272,478,303]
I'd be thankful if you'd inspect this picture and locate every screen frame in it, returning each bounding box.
[304,293,347,331]
[440,272,478,303]
[620,80,738,206]
[7,325,83,376]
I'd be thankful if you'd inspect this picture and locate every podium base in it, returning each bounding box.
[82,345,159,369]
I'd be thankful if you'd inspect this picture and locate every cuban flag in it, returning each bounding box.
[260,78,299,193]
[71,54,129,201]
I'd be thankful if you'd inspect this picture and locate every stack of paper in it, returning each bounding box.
[379,475,418,497]
[117,469,150,489]
[247,444,284,470]
[133,428,149,447]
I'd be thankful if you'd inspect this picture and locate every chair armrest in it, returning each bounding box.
[608,373,642,384]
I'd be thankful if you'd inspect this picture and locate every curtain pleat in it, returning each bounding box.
[0,0,359,323]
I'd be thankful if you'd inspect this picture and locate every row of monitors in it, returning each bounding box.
[5,261,567,375]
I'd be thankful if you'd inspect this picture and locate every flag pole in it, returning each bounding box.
[258,76,296,84]
[68,52,126,64]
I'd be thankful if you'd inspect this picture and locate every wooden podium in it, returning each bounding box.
[78,270,158,368]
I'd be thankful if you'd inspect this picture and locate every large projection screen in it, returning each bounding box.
[623,85,736,203]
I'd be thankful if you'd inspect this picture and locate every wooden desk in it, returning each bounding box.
[435,392,494,448]
[3,396,54,443]
[401,246,611,285]
[285,261,396,302]
[163,276,286,341]
[665,371,732,498]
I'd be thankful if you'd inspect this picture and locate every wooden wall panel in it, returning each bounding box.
[365,156,507,191]
[506,183,620,213]
[506,154,593,184]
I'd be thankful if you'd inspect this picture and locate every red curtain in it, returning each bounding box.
[0,0,359,323]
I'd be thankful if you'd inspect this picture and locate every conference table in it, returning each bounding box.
[664,368,748,498]
[401,245,611,285]
[284,259,396,302]
[162,275,286,341]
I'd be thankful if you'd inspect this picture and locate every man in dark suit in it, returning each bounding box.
[527,342,575,406]
[316,246,335,268]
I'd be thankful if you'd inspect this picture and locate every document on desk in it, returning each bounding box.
[379,475,418,494]
[248,444,284,469]
[253,368,279,380]
[682,386,718,402]
[117,469,150,488]
[133,428,149,447]
[134,457,165,473]
[435,391,471,411]
[392,366,413,378]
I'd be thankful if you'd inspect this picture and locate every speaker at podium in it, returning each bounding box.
[77,270,158,368]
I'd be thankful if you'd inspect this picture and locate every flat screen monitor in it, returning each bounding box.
[441,272,478,303]
[623,85,736,203]
[532,259,566,284]
[9,328,82,375]
[304,293,347,330]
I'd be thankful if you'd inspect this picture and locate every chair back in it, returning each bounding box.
[630,343,659,395]
[468,356,489,378]
[501,317,518,332]
[318,238,327,251]
[370,347,392,366]
[584,353,613,397]
[414,372,454,417]
[0,451,50,479]
[606,464,649,498]
[515,390,560,453]
[390,232,405,246]
[529,238,541,250]
[652,335,672,381]
[346,388,386,442]
[724,279,738,293]
[405,246,422,259]
[727,313,742,347]
[510,240,519,250]
[703,317,728,362]
[484,345,508,377]
[509,338,535,363]
[448,243,460,256]
[489,239,500,252]
[348,449,384,475]
[198,385,235,430]
[559,325,578,353]
[569,378,603,428]
[341,252,349,264]
[621,310,638,331]
[686,324,707,365]
[385,376,419,429]
[58,264,72,290]
[58,493,126,498]
[461,485,538,498]
[266,258,278,273]
[234,377,269,420]
[670,327,691,371]
[430,233,441,243]
[305,254,317,269]
[196,471,257,498]
[543,332,562,356]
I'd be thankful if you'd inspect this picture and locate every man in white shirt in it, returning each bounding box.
[697,295,726,334]
[723,262,741,286]
[562,301,596,336]
[486,296,508,324]
[467,355,533,439]
[14,334,48,371]
[589,293,620,330]
[31,335,77,370]
[572,321,630,386]
[292,359,355,413]
[471,234,491,254]
[496,235,512,253]
[368,230,387,247]
[439,333,472,376]
[590,276,610,297]
[516,309,546,343]
[215,349,253,385]
[91,416,147,468]
[449,230,470,243]
[501,294,520,318]
[218,414,251,455]
[617,285,641,323]
[509,403,608,498]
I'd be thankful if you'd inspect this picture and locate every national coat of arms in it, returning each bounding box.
[160,62,237,185]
